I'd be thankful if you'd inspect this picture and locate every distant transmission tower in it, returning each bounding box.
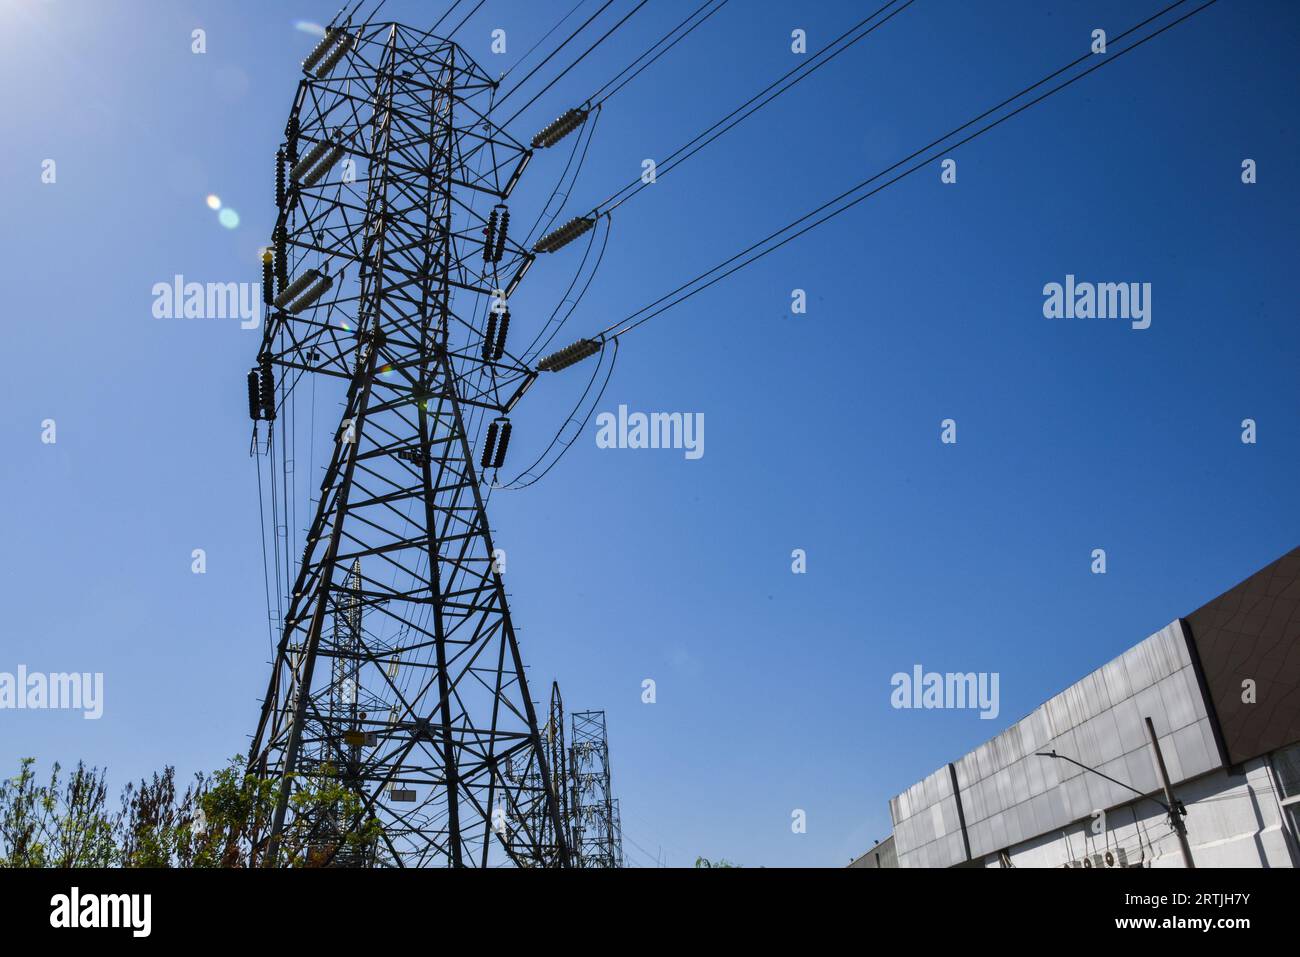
[568,710,624,868]
[245,15,573,868]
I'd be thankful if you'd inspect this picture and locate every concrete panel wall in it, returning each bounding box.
[978,758,1295,868]
[891,621,1223,868]
[889,762,967,869]
[848,835,897,868]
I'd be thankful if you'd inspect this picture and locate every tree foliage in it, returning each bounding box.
[0,757,383,869]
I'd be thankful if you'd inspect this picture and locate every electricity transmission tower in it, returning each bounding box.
[569,710,624,868]
[245,17,571,868]
[506,682,576,867]
[232,0,1218,871]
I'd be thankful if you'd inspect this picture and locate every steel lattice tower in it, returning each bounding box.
[569,710,623,868]
[246,18,569,868]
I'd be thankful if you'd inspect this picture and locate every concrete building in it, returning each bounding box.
[877,546,1300,868]
[848,835,896,869]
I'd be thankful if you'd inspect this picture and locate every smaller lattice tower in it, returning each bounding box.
[568,710,623,868]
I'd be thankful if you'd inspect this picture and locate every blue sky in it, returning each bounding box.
[1,0,1297,867]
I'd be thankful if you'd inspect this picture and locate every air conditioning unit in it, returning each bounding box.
[1067,847,1131,869]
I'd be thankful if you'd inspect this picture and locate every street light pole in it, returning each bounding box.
[1036,719,1195,869]
[1145,716,1195,869]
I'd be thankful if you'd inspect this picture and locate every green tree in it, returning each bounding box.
[0,759,116,867]
[1,756,386,869]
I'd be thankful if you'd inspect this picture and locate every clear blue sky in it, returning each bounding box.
[1,0,1296,867]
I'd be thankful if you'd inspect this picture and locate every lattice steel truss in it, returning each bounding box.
[506,682,577,867]
[569,710,624,868]
[246,18,568,868]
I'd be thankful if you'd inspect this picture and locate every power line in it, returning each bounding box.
[499,0,651,130]
[359,0,390,29]
[500,334,619,490]
[493,0,619,109]
[589,0,731,107]
[599,0,1217,342]
[595,0,917,215]
[447,0,489,38]
[524,209,610,362]
[430,0,469,34]
[500,0,590,82]
[523,104,603,249]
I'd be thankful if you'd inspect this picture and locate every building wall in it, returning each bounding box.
[848,835,897,868]
[889,760,968,868]
[977,757,1296,868]
[1185,546,1300,766]
[891,622,1223,868]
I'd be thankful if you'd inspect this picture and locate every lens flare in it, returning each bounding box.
[218,207,241,229]
[206,194,222,210]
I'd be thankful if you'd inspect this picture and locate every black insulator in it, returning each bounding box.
[262,253,273,306]
[493,210,509,263]
[286,272,333,314]
[274,226,288,286]
[247,370,261,421]
[275,148,286,209]
[492,422,512,469]
[259,359,276,420]
[274,269,320,309]
[534,215,595,254]
[286,115,299,165]
[483,209,498,262]
[482,313,497,361]
[536,337,602,372]
[531,108,589,149]
[480,421,499,470]
[290,137,332,181]
[302,27,337,73]
[316,32,354,78]
[493,311,510,360]
[301,143,345,188]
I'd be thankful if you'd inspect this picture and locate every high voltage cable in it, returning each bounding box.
[594,0,917,215]
[500,0,591,82]
[599,0,1217,342]
[487,0,727,168]
[524,104,603,249]
[524,211,612,364]
[588,0,731,107]
[500,337,619,490]
[494,0,620,110]
[498,0,652,130]
[448,0,490,38]
[360,0,390,29]
[430,0,470,35]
